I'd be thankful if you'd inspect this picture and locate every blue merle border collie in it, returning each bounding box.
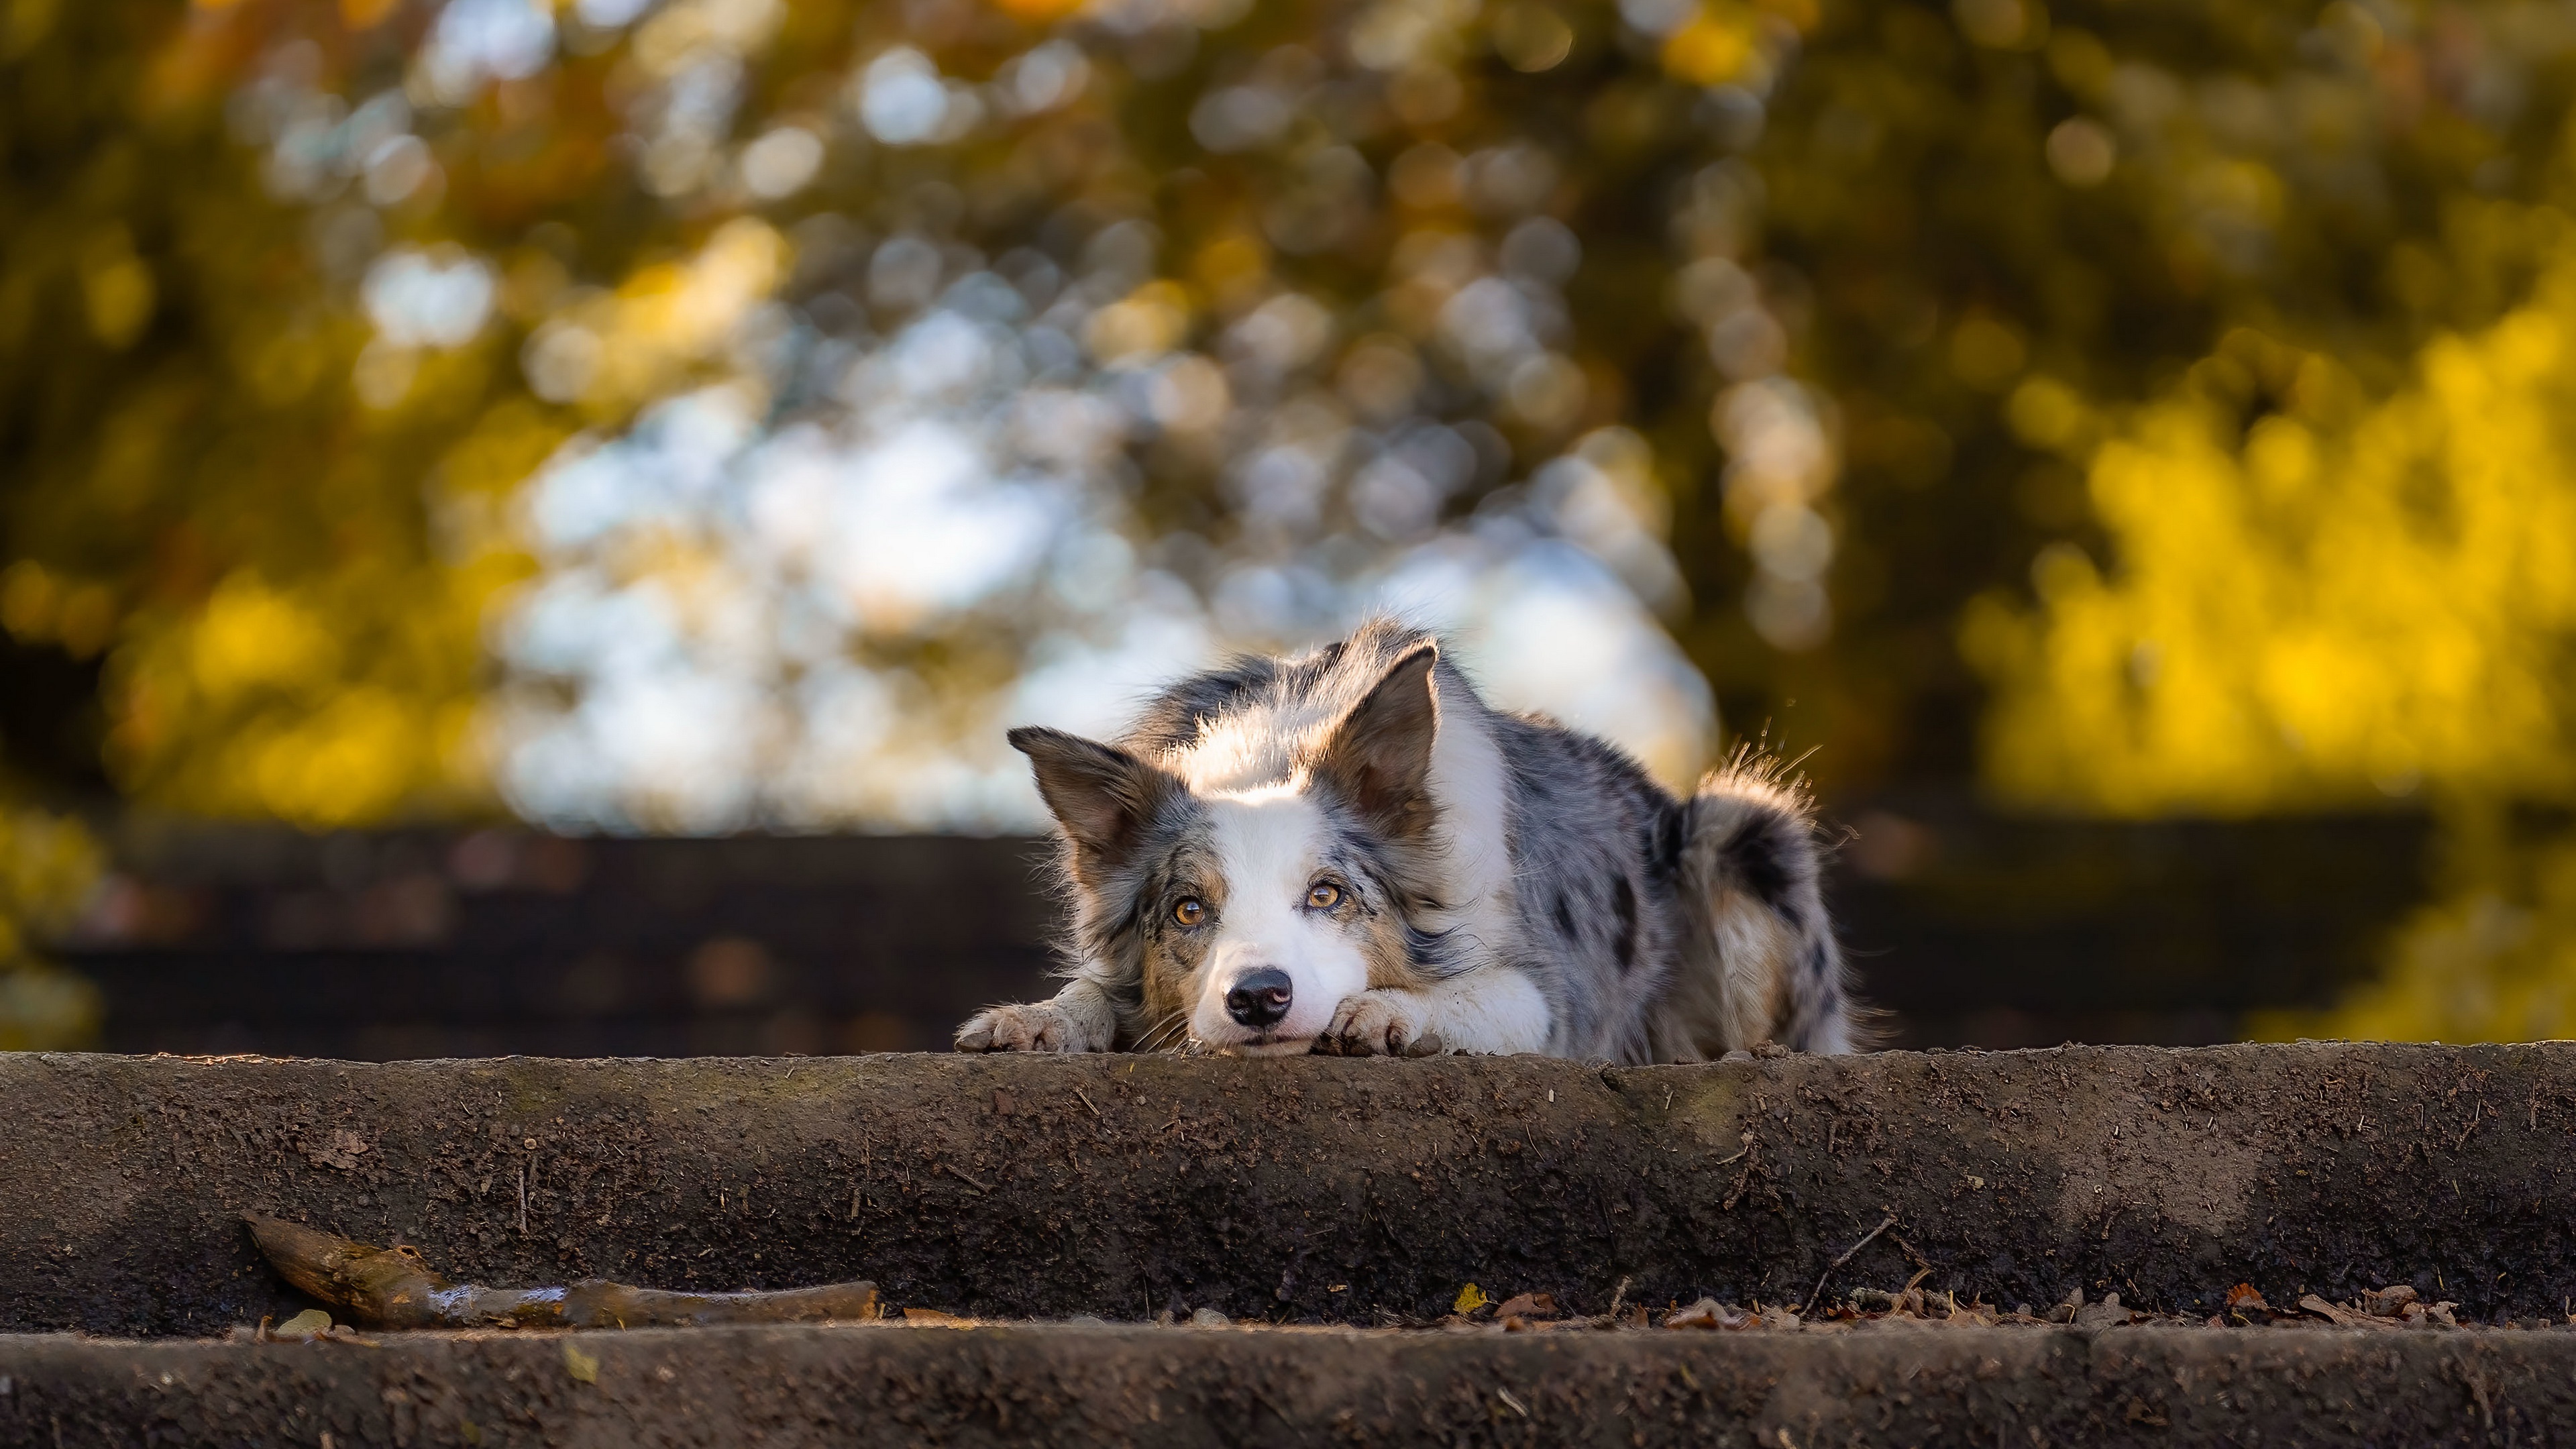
[954,620,1864,1061]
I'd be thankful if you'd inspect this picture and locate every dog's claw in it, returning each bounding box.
[1403,1032,1444,1059]
[955,1022,995,1052]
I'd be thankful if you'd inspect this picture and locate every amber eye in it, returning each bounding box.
[1173,897,1206,927]
[1306,881,1342,910]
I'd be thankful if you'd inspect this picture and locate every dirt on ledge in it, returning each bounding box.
[5,1320,2573,1448]
[3,1042,2573,1337]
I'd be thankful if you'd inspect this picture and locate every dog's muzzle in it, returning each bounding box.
[1223,968,1293,1029]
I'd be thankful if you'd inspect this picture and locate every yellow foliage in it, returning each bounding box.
[1662,11,1758,86]
[1970,240,2576,816]
[107,555,516,826]
[78,225,153,350]
[1972,213,2576,1042]
[2254,806,2576,1045]
[188,575,340,704]
[546,219,788,415]
[1085,282,1193,366]
[988,0,1085,19]
[0,804,103,1050]
[0,804,96,951]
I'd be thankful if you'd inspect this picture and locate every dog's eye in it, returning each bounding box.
[1306,882,1341,910]
[1173,897,1206,927]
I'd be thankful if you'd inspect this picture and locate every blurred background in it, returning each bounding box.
[3,0,2573,1057]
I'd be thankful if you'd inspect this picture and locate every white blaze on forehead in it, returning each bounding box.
[1203,786,1328,922]
[1188,786,1370,1051]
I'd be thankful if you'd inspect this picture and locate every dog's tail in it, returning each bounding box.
[1662,747,1873,1055]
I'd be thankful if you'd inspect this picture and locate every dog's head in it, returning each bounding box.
[1010,641,1444,1055]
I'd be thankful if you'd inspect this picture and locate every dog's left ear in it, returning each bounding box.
[1311,641,1440,843]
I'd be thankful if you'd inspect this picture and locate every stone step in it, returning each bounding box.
[4,1320,2570,1448]
[7,1042,2573,1337]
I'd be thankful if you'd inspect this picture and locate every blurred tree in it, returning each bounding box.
[0,0,536,829]
[0,804,101,1048]
[1941,1,2576,1040]
[1972,180,2576,1041]
[4,0,2575,1035]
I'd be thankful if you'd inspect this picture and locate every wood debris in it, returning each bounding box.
[243,1213,878,1331]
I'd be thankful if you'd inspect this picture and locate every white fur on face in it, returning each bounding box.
[1187,788,1370,1055]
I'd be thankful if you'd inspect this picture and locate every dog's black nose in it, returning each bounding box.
[1224,969,1293,1028]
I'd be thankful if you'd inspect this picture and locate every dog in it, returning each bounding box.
[953,620,1863,1061]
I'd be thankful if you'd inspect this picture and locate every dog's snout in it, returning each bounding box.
[1224,968,1293,1029]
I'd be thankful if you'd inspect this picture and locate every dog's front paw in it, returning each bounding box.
[954,1002,1099,1053]
[1315,990,1445,1058]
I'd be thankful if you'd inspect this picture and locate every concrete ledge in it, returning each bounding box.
[7,1043,2575,1337]
[4,1323,2571,1448]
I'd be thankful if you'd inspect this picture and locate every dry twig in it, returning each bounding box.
[1803,1213,1899,1314]
[243,1213,878,1330]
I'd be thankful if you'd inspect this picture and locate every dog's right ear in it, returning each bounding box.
[1008,727,1179,871]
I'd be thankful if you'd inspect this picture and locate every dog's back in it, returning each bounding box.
[1482,704,1860,1061]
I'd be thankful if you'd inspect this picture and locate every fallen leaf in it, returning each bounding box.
[563,1342,598,1384]
[2361,1285,2419,1318]
[1662,1301,1717,1330]
[2072,1293,2133,1330]
[2224,1283,2270,1313]
[2298,1293,2397,1329]
[1454,1283,1491,1314]
[1661,1297,1746,1330]
[902,1307,964,1325]
[276,1309,332,1339]
[1495,1293,1559,1319]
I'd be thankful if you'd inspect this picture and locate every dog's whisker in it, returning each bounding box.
[1133,1014,1190,1055]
